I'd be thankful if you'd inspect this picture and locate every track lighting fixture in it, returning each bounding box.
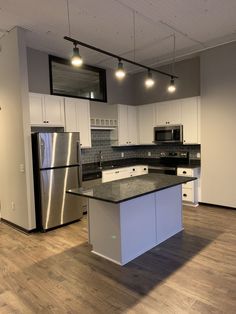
[64,36,179,86]
[115,59,126,79]
[145,70,155,88]
[71,43,83,67]
[167,34,176,93]
[168,77,176,93]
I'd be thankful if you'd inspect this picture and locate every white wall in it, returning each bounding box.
[0,27,35,230]
[200,41,236,208]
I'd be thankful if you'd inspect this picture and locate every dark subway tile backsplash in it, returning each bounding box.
[81,130,200,164]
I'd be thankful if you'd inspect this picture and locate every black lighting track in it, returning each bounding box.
[64,36,178,79]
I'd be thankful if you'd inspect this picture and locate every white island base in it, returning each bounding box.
[88,185,183,265]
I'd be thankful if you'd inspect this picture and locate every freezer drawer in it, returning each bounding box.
[39,166,83,230]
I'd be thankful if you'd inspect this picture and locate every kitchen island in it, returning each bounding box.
[68,174,196,265]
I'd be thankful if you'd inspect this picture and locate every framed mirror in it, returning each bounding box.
[49,55,107,102]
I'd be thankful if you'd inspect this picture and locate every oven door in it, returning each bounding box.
[148,166,177,175]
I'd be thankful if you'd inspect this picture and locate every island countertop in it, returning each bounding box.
[67,173,196,204]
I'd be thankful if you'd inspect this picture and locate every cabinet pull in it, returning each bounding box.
[183,193,187,197]
[183,171,187,174]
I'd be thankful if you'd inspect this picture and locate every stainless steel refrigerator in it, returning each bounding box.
[32,132,83,231]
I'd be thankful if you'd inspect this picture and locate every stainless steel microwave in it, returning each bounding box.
[154,124,183,144]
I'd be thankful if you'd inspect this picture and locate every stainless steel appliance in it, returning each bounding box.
[32,132,83,231]
[154,124,183,144]
[148,151,189,175]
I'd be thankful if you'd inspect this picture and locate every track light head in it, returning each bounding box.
[168,77,176,93]
[115,59,126,79]
[71,43,83,66]
[145,70,155,88]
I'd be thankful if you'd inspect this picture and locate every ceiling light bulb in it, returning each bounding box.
[115,60,126,79]
[71,45,83,66]
[167,77,176,93]
[145,70,155,88]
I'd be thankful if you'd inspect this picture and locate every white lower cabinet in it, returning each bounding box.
[29,93,65,126]
[102,165,148,183]
[177,167,200,206]
[64,98,91,148]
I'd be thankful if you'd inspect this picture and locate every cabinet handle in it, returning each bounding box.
[183,193,187,197]
[115,171,119,174]
[183,171,187,174]
[133,168,135,171]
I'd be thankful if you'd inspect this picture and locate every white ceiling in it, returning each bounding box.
[0,0,236,72]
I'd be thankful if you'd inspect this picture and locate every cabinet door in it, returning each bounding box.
[64,98,91,148]
[64,98,77,132]
[44,95,65,126]
[156,100,181,125]
[76,99,91,148]
[181,97,199,144]
[29,93,45,125]
[138,104,155,144]
[127,106,138,145]
[118,104,128,145]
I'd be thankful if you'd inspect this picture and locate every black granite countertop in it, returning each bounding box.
[82,158,200,180]
[68,173,196,204]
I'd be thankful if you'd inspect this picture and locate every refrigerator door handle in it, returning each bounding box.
[76,140,82,186]
[40,137,45,167]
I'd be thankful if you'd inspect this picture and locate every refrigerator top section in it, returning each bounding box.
[37,132,81,169]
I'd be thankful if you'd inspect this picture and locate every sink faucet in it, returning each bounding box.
[98,150,103,169]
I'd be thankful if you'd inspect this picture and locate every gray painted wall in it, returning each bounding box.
[27,48,134,105]
[132,57,200,105]
[27,48,51,94]
[27,48,199,107]
[200,41,236,208]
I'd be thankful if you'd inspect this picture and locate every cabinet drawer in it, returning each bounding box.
[182,181,194,189]
[177,168,194,176]
[182,188,194,202]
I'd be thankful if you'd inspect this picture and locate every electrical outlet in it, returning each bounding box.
[121,152,124,158]
[19,164,25,173]
[11,202,15,211]
[148,152,151,157]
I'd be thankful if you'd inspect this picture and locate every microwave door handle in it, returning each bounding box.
[171,129,174,140]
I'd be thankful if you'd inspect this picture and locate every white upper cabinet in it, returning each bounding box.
[155,100,181,126]
[181,97,200,144]
[64,98,91,148]
[138,103,155,144]
[117,104,138,145]
[154,97,200,144]
[29,93,65,126]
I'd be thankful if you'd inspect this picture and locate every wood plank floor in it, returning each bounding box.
[0,204,236,313]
